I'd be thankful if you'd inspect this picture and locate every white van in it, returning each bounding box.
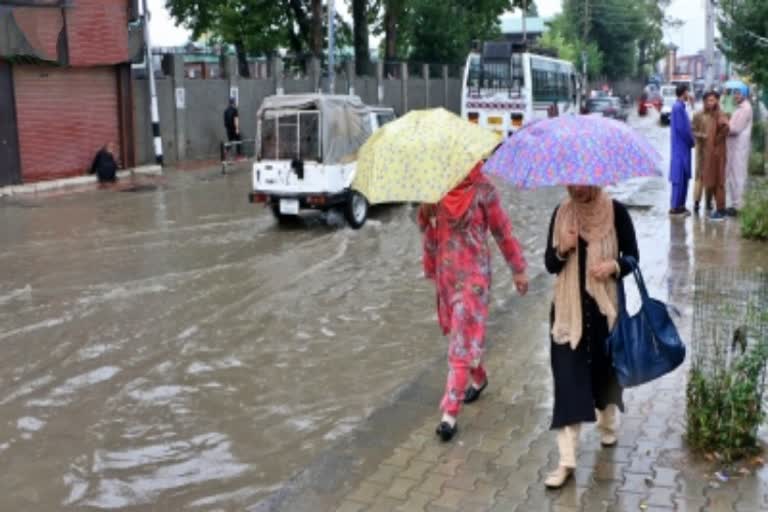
[248,94,395,228]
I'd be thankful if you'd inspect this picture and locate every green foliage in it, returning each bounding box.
[740,180,768,239]
[405,0,509,63]
[686,334,768,462]
[165,0,289,54]
[749,152,765,177]
[718,0,768,89]
[538,14,603,79]
[558,0,675,80]
[753,120,766,154]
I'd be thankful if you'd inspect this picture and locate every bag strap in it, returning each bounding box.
[621,256,651,301]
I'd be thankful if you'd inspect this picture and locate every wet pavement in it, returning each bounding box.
[1,112,767,511]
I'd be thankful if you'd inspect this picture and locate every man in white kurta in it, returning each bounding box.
[725,88,753,215]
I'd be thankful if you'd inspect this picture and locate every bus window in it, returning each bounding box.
[481,60,511,92]
[511,54,523,94]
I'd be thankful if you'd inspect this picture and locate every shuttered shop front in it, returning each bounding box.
[13,65,120,182]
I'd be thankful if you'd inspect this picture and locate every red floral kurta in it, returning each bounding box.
[420,181,526,335]
[419,180,527,414]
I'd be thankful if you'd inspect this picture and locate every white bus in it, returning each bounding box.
[461,42,581,136]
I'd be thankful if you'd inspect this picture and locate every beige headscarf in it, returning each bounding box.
[552,190,619,349]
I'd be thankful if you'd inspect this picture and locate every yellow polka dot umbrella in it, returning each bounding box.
[353,108,502,204]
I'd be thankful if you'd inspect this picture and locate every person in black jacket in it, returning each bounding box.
[224,98,242,157]
[90,142,119,183]
[543,185,639,489]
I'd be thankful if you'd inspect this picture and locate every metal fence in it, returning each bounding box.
[691,268,768,373]
[220,138,257,174]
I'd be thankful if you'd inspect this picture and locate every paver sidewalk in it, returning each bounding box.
[325,218,768,512]
[264,189,768,512]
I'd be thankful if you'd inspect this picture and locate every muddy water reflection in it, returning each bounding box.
[0,116,685,510]
[0,170,557,510]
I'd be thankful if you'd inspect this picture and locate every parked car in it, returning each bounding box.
[659,85,678,126]
[585,97,628,122]
[248,94,396,229]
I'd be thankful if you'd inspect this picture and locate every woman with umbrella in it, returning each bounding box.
[542,185,639,487]
[352,109,532,442]
[483,115,657,487]
[418,162,529,442]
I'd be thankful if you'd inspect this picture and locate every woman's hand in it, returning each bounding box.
[558,221,579,256]
[590,260,618,281]
[513,272,529,296]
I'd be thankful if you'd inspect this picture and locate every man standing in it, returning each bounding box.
[725,85,753,216]
[696,92,730,221]
[692,103,712,213]
[669,84,695,216]
[224,97,242,157]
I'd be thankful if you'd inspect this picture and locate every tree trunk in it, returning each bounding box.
[637,40,647,79]
[286,0,311,54]
[235,40,251,78]
[384,1,400,61]
[311,0,323,58]
[352,0,370,75]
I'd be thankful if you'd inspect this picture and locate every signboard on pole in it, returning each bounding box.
[175,87,185,110]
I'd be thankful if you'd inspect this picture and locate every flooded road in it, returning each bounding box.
[0,113,760,511]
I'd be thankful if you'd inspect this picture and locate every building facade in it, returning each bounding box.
[0,0,139,185]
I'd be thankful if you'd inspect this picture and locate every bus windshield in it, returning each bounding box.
[466,53,523,96]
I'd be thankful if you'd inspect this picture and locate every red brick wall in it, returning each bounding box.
[14,65,120,182]
[66,0,130,66]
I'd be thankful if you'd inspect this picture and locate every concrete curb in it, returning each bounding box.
[0,165,163,197]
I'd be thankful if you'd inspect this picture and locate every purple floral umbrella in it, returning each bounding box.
[482,115,662,188]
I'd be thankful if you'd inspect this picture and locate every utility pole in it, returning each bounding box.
[704,0,715,90]
[582,0,590,97]
[522,0,527,44]
[141,0,163,166]
[327,0,336,94]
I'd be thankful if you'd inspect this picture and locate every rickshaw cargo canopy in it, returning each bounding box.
[257,94,373,165]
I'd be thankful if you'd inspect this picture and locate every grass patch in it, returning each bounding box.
[741,180,768,240]
[687,331,768,462]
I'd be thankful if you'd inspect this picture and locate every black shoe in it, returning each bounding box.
[436,421,457,442]
[725,207,739,217]
[463,379,488,404]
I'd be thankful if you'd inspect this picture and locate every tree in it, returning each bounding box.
[383,0,407,60]
[165,0,288,77]
[635,0,680,79]
[538,14,603,79]
[351,0,373,75]
[403,0,533,64]
[718,0,768,87]
[558,0,678,80]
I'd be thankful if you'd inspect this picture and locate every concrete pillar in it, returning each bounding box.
[423,63,430,108]
[400,62,408,115]
[376,61,384,105]
[346,60,355,96]
[164,54,186,163]
[221,54,237,79]
[310,57,321,93]
[273,57,284,95]
[443,65,449,110]
[223,55,240,112]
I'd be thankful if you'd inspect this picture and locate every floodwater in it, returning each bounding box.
[0,113,763,511]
